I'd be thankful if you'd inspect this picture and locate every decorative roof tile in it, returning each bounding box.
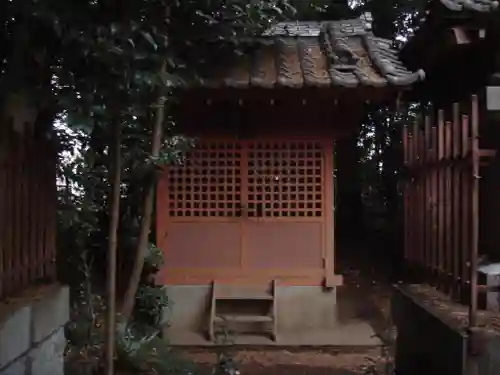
[191,17,424,89]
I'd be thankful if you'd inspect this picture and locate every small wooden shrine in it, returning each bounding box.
[156,16,423,344]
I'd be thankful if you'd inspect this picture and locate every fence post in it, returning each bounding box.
[469,95,480,327]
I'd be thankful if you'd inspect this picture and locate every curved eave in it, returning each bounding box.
[439,0,499,12]
[175,18,425,92]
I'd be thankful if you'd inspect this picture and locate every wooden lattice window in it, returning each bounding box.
[167,141,242,217]
[247,141,323,218]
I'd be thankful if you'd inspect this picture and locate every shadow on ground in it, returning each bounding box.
[335,241,396,345]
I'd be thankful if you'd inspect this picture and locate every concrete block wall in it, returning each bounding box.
[392,286,467,375]
[392,285,500,375]
[0,285,69,375]
[470,330,500,375]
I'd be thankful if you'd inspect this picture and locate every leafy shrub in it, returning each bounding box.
[134,284,170,327]
[133,242,171,327]
[115,320,194,375]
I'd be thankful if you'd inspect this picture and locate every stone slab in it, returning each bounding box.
[29,327,65,375]
[0,284,69,375]
[31,285,69,345]
[0,356,27,375]
[0,305,31,370]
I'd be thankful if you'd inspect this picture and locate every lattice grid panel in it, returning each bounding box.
[247,141,323,218]
[167,141,242,217]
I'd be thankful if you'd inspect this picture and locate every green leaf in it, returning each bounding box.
[159,71,184,88]
[110,23,118,35]
[196,10,218,25]
[66,112,94,133]
[140,31,158,51]
[109,46,124,55]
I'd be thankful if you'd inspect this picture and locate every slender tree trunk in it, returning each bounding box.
[121,64,166,319]
[105,119,122,375]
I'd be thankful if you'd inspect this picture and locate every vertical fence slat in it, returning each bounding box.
[461,114,470,301]
[33,144,42,280]
[408,130,411,266]
[431,124,438,281]
[28,143,37,280]
[444,120,453,292]
[408,132,413,263]
[46,150,57,279]
[40,151,49,279]
[4,142,13,295]
[403,126,409,262]
[20,139,29,286]
[0,133,56,301]
[418,127,425,270]
[0,143,5,296]
[13,142,21,289]
[424,116,432,278]
[38,143,47,279]
[4,139,15,295]
[411,131,416,264]
[406,130,411,263]
[469,95,480,325]
[452,102,461,297]
[412,120,420,267]
[28,141,39,281]
[437,109,445,285]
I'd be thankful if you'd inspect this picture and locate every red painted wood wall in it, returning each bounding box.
[156,93,361,286]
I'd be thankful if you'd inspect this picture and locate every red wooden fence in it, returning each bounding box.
[0,131,57,300]
[402,95,496,322]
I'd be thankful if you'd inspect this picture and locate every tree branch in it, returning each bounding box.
[105,117,122,375]
[121,62,166,319]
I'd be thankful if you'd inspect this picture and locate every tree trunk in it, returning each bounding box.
[105,119,122,375]
[121,65,166,319]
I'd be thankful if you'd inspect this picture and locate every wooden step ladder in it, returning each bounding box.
[208,280,277,342]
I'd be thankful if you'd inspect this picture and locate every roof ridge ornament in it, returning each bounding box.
[360,12,373,31]
[264,14,375,38]
[321,23,360,70]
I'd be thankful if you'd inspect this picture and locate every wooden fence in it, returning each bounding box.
[0,131,57,300]
[402,95,496,322]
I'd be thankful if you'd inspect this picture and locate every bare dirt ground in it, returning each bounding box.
[182,347,390,375]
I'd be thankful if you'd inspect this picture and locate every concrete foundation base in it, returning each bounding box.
[163,284,381,346]
[0,284,69,375]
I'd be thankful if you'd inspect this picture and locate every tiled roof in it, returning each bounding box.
[192,17,424,89]
[439,0,499,12]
